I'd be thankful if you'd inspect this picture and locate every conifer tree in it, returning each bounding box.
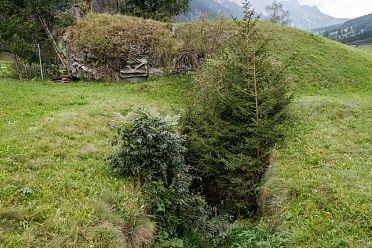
[182,0,293,216]
[121,0,189,21]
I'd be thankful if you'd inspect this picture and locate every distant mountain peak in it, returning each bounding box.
[178,0,348,30]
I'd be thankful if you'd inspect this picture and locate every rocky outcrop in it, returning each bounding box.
[172,51,200,74]
[64,34,198,80]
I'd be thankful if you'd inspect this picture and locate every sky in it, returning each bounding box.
[230,0,372,19]
[298,0,372,18]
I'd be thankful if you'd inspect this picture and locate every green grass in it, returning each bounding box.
[261,88,372,247]
[259,25,372,246]
[259,23,372,94]
[0,77,190,247]
[1,22,372,247]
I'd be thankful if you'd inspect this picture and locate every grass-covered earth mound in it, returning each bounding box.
[1,20,371,247]
[68,14,174,66]
[66,14,372,89]
[65,14,239,77]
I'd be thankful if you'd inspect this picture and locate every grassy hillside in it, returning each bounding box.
[0,77,190,247]
[260,24,372,247]
[261,87,372,247]
[259,22,372,93]
[0,21,371,247]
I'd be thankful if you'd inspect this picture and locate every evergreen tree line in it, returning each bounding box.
[319,13,372,45]
[88,0,189,21]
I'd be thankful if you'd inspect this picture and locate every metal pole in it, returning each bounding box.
[37,43,44,80]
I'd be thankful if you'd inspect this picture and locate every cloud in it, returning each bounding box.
[297,0,371,18]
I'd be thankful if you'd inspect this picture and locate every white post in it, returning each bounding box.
[37,43,44,80]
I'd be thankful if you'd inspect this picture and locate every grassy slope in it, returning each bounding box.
[263,92,372,247]
[0,21,371,247]
[260,24,372,247]
[259,22,372,94]
[0,77,190,247]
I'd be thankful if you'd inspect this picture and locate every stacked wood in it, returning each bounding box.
[120,58,149,80]
[52,75,77,83]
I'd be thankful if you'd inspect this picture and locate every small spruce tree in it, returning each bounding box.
[108,110,209,242]
[182,0,293,216]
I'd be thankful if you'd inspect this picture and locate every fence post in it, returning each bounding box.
[37,43,44,80]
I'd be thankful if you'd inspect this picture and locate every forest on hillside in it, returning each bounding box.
[314,13,372,45]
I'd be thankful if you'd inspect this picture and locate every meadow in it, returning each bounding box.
[0,22,371,247]
[262,87,372,247]
[0,77,190,246]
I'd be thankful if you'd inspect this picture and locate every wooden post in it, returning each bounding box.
[37,44,44,80]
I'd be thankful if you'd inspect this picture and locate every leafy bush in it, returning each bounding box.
[108,111,187,185]
[182,4,293,216]
[108,110,213,245]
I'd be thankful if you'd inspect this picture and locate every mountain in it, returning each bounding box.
[177,0,348,30]
[313,13,372,46]
[175,0,243,21]
[260,0,348,30]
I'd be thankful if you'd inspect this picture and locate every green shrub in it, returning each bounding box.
[108,110,212,244]
[182,4,293,216]
[108,111,188,187]
[67,14,243,74]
